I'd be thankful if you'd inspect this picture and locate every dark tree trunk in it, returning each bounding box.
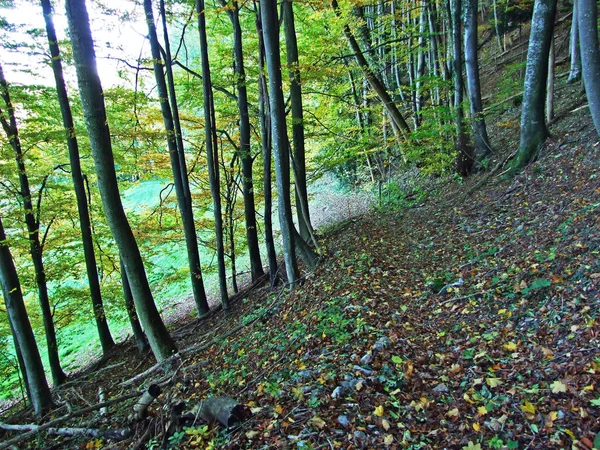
[66,0,177,362]
[511,0,557,170]
[144,0,210,316]
[452,0,474,175]
[41,0,115,355]
[282,0,313,242]
[196,0,229,308]
[0,63,67,386]
[120,259,149,353]
[228,1,265,282]
[256,8,279,287]
[578,0,600,136]
[9,318,32,404]
[260,0,299,289]
[567,0,581,83]
[0,218,53,417]
[464,0,492,160]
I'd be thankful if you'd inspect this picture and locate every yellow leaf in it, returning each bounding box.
[274,404,284,415]
[355,380,364,391]
[374,405,385,417]
[310,416,326,429]
[550,380,567,394]
[446,407,460,417]
[521,401,536,416]
[473,422,481,431]
[381,419,391,431]
[564,428,575,440]
[504,341,518,351]
[544,411,558,429]
[497,309,506,315]
[477,406,488,416]
[486,377,503,388]
[384,434,394,445]
[464,393,475,404]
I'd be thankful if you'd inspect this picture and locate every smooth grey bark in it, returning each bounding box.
[0,218,53,417]
[255,7,279,287]
[226,0,265,282]
[452,0,474,175]
[195,0,229,308]
[66,0,176,362]
[511,0,557,170]
[567,0,581,83]
[415,2,427,121]
[260,0,299,289]
[120,259,148,353]
[0,63,67,386]
[282,0,313,243]
[464,0,492,160]
[546,35,555,123]
[41,0,115,355]
[578,0,600,136]
[144,0,210,316]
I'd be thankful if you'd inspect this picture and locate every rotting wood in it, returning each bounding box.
[195,396,252,427]
[0,421,131,440]
[132,384,161,420]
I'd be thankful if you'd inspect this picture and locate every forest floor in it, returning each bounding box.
[2,12,600,450]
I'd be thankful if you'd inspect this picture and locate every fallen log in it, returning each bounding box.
[0,422,131,440]
[195,396,252,428]
[132,384,161,420]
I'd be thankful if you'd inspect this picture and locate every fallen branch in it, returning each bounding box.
[132,384,161,420]
[437,289,495,306]
[0,391,140,449]
[0,422,131,440]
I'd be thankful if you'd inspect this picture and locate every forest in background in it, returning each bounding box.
[0,0,599,447]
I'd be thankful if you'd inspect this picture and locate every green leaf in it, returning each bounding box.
[462,441,481,450]
[590,397,600,406]
[391,355,403,365]
[529,278,551,290]
[593,431,600,449]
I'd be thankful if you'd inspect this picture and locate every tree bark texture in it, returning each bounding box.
[0,63,67,386]
[120,259,149,353]
[567,0,581,83]
[66,0,177,362]
[41,0,115,355]
[578,0,600,136]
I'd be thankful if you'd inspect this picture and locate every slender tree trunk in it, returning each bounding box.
[452,0,474,175]
[196,0,229,308]
[120,259,148,353]
[0,218,53,417]
[256,8,279,287]
[227,2,265,282]
[567,0,581,83]
[41,0,115,355]
[282,0,313,243]
[511,0,557,170]
[578,0,600,136]
[416,2,427,119]
[0,64,67,386]
[144,0,209,316]
[546,34,555,123]
[464,0,492,160]
[260,0,299,289]
[66,0,176,362]
[9,318,32,404]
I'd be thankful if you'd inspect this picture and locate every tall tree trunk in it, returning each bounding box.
[464,0,492,160]
[228,1,265,282]
[260,0,299,289]
[332,0,411,140]
[452,0,474,175]
[0,63,67,386]
[546,34,555,123]
[567,0,581,83]
[282,0,313,243]
[65,0,177,362]
[144,0,210,316]
[41,0,115,355]
[120,259,149,353]
[0,218,53,417]
[256,7,279,287]
[511,0,557,170]
[196,0,229,308]
[415,2,427,120]
[578,0,600,136]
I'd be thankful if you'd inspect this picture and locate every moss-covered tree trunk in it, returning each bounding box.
[511,0,557,171]
[66,0,176,362]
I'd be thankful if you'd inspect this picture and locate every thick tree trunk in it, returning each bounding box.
[144,0,210,316]
[196,0,229,308]
[66,0,177,362]
[0,218,53,417]
[120,259,148,353]
[0,63,67,386]
[256,9,279,287]
[578,0,600,136]
[511,0,557,170]
[229,3,265,282]
[464,0,492,160]
[41,0,115,355]
[567,0,581,83]
[260,0,299,289]
[282,0,313,242]
[452,0,474,176]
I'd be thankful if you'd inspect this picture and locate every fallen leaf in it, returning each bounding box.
[462,441,482,450]
[486,377,503,388]
[504,341,517,351]
[310,416,326,429]
[477,406,488,416]
[473,422,480,431]
[384,434,394,445]
[446,408,459,417]
[381,419,391,431]
[374,405,385,417]
[550,380,567,394]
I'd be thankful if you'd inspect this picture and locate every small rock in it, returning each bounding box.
[432,384,449,393]
[331,386,345,399]
[337,415,350,427]
[373,336,391,352]
[360,352,373,365]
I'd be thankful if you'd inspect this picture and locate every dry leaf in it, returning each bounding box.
[310,416,326,429]
[374,405,385,417]
[381,419,391,431]
[550,380,567,394]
